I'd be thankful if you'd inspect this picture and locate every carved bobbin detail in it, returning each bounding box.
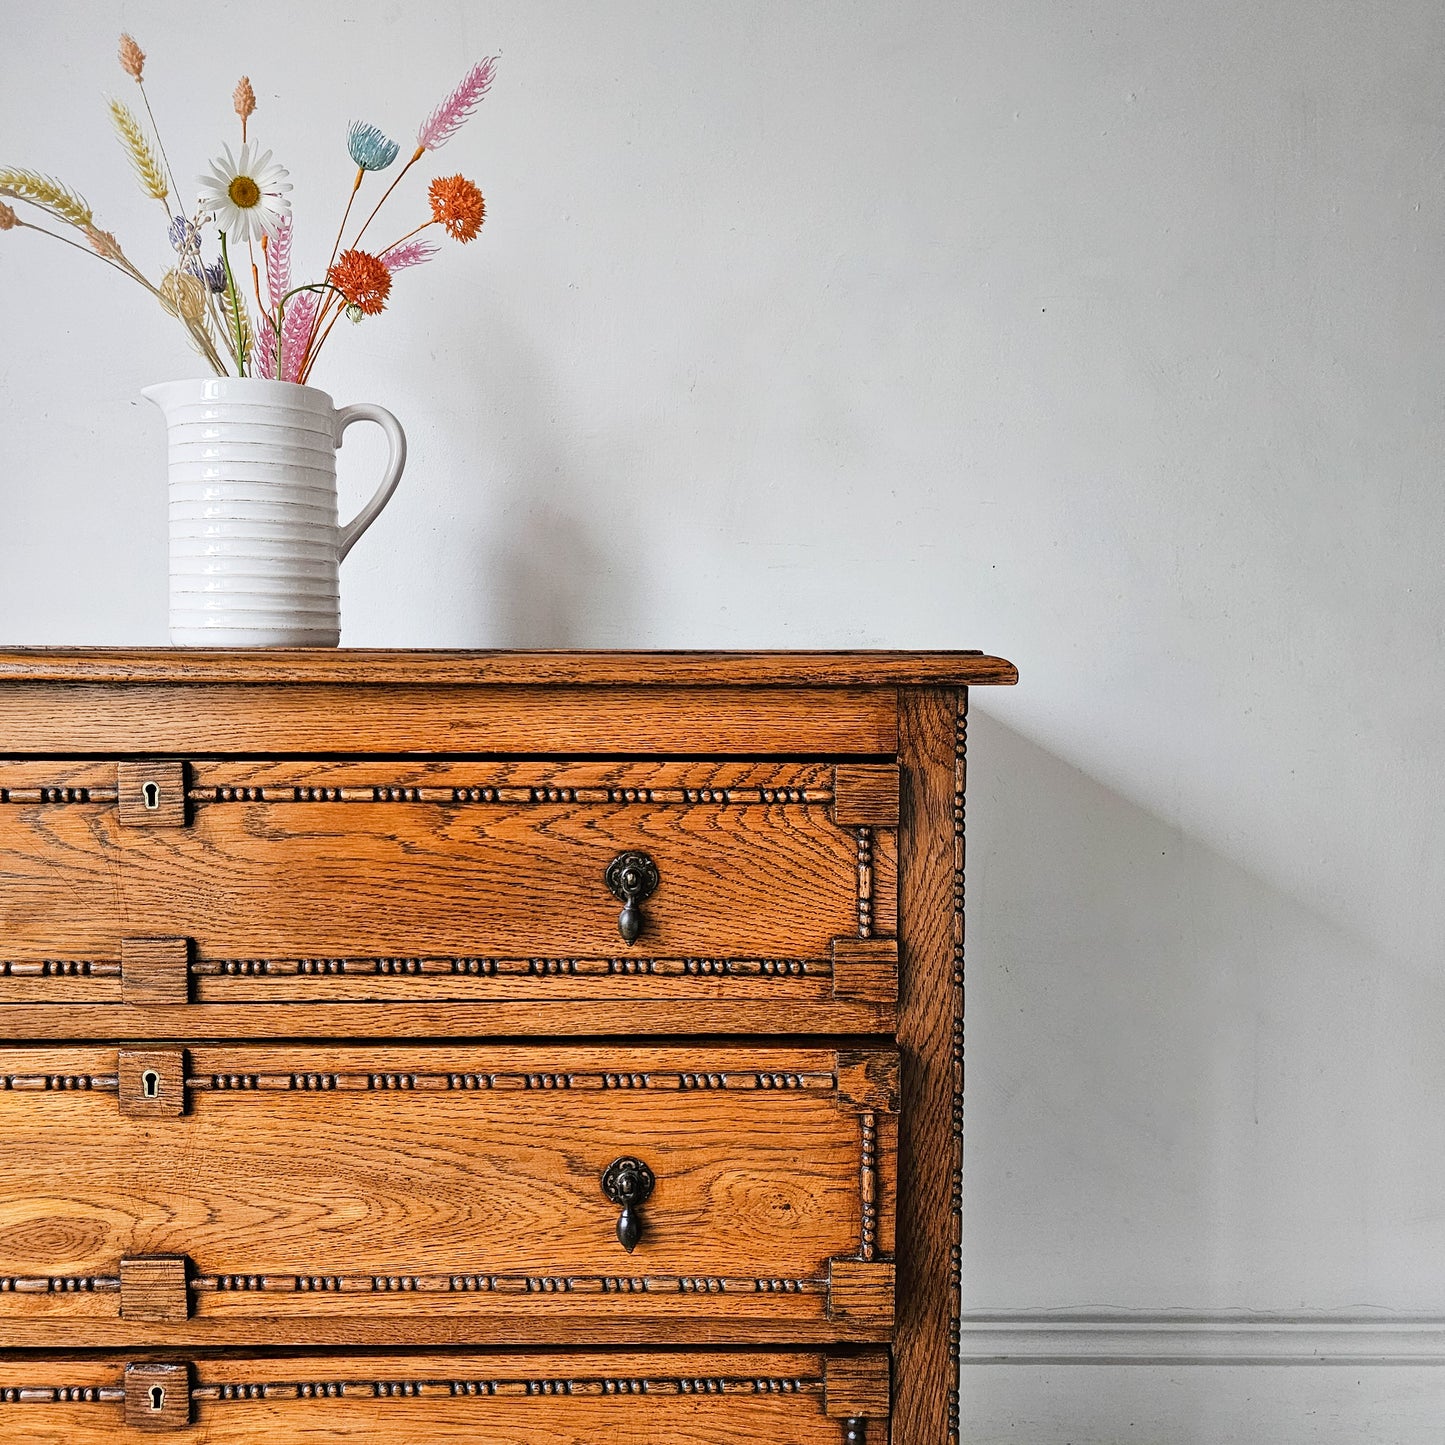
[948,691,968,1444]
[859,1111,879,1261]
[856,828,874,938]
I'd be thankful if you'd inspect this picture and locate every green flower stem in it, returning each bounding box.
[218,231,247,375]
[267,283,345,381]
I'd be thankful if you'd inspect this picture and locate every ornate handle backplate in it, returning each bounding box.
[604,852,659,945]
[601,1155,655,1253]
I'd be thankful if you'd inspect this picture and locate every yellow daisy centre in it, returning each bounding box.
[228,175,261,209]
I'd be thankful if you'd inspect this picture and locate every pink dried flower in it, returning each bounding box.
[118,33,145,81]
[266,211,292,309]
[380,236,439,271]
[277,290,317,383]
[234,76,256,127]
[251,327,277,379]
[85,225,124,260]
[416,57,497,152]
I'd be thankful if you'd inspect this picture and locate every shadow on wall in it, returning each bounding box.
[452,312,640,647]
[480,505,631,647]
[962,709,1445,1317]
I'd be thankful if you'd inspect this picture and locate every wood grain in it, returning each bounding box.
[831,765,901,828]
[115,763,186,829]
[822,1352,892,1419]
[0,647,1018,688]
[830,939,899,1004]
[122,1362,190,1431]
[0,684,899,755]
[0,1350,886,1443]
[0,758,895,1030]
[0,999,896,1040]
[119,940,189,1007]
[0,797,864,959]
[117,1049,184,1119]
[893,687,964,1445]
[119,1257,188,1323]
[826,1261,896,1329]
[0,649,1009,1418]
[0,1043,894,1347]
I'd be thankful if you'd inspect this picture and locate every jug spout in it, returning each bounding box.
[141,380,190,419]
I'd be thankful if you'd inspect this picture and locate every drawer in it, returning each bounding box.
[0,1349,890,1443]
[0,1043,896,1347]
[0,759,898,1037]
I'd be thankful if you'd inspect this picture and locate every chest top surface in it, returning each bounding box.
[0,647,1018,688]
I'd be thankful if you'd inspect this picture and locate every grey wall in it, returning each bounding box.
[2,2,1443,1438]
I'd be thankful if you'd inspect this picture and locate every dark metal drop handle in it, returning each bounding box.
[604,852,659,945]
[601,1156,656,1253]
[843,1421,867,1445]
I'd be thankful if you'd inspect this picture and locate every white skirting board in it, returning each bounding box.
[959,1312,1445,1366]
[955,1350,1445,1445]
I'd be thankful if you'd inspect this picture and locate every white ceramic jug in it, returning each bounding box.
[143,377,406,646]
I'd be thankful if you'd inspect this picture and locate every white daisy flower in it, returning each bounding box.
[197,142,292,243]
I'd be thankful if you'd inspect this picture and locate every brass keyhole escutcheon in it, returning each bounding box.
[142,1070,161,1099]
[142,781,161,811]
[148,1386,165,1411]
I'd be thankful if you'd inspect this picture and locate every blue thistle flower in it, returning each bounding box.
[204,259,228,294]
[169,214,201,252]
[347,121,400,172]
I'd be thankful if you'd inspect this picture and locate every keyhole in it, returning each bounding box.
[148,1385,165,1411]
[142,1069,160,1099]
[142,781,160,811]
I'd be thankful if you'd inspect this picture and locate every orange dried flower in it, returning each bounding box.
[118,33,145,81]
[328,248,392,316]
[0,201,16,231]
[428,174,485,242]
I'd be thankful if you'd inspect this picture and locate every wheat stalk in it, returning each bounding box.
[219,284,253,366]
[107,98,168,201]
[0,169,93,227]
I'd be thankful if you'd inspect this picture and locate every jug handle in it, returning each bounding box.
[335,403,407,562]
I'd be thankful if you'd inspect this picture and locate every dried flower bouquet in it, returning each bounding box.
[0,34,496,384]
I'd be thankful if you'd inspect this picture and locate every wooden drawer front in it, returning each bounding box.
[0,1044,895,1346]
[0,1350,889,1442]
[0,760,898,1036]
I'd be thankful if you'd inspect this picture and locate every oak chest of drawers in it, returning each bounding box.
[0,648,1015,1444]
